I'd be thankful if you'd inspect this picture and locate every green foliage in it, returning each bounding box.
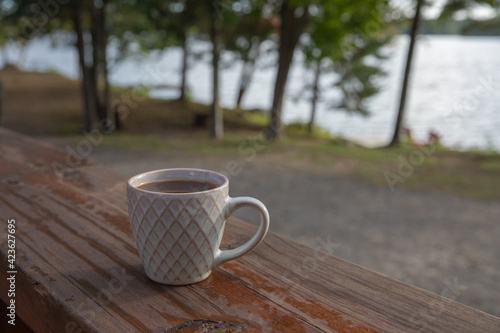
[221,1,274,66]
[439,0,499,20]
[0,0,74,42]
[120,0,201,50]
[298,0,394,118]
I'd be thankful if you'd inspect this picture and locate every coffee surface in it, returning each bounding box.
[138,179,218,193]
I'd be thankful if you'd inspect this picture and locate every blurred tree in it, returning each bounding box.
[1,0,115,132]
[70,0,115,132]
[264,0,395,140]
[387,0,498,147]
[439,0,499,20]
[0,1,54,68]
[267,0,310,140]
[387,0,422,147]
[210,1,223,139]
[0,0,95,131]
[90,0,111,130]
[0,3,26,67]
[209,0,252,139]
[72,0,94,132]
[89,0,230,138]
[131,0,202,101]
[221,1,274,109]
[300,0,392,134]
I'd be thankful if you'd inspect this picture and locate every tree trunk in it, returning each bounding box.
[91,1,109,130]
[100,4,113,130]
[308,59,321,135]
[268,2,309,140]
[210,7,223,139]
[179,33,188,101]
[103,50,113,129]
[0,80,3,125]
[235,39,260,109]
[388,0,422,147]
[73,0,93,133]
[99,3,113,130]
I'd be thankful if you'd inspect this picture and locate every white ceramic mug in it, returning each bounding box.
[127,168,270,285]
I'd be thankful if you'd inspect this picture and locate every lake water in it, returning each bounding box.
[2,34,499,151]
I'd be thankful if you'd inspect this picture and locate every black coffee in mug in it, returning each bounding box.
[138,179,218,193]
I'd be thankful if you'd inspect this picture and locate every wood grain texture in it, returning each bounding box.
[1,127,499,332]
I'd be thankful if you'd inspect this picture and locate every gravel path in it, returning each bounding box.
[45,138,500,317]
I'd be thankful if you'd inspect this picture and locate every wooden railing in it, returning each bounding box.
[1,127,499,332]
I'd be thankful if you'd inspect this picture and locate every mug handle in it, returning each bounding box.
[214,196,270,267]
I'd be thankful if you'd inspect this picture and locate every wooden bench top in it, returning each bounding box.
[1,127,499,332]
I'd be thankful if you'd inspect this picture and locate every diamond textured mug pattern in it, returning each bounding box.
[128,186,227,284]
[127,168,270,285]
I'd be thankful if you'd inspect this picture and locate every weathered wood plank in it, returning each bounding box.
[0,162,370,332]
[1,127,500,333]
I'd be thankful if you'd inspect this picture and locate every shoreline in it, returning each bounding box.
[1,34,499,152]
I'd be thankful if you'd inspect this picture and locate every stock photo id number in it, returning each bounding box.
[6,218,17,327]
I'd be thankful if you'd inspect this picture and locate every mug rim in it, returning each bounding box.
[127,168,228,196]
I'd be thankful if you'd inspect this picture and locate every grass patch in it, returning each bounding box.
[222,108,269,130]
[100,133,172,150]
[285,121,333,140]
[242,110,269,126]
[55,123,82,136]
[280,140,500,200]
[98,131,278,155]
[479,159,500,172]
